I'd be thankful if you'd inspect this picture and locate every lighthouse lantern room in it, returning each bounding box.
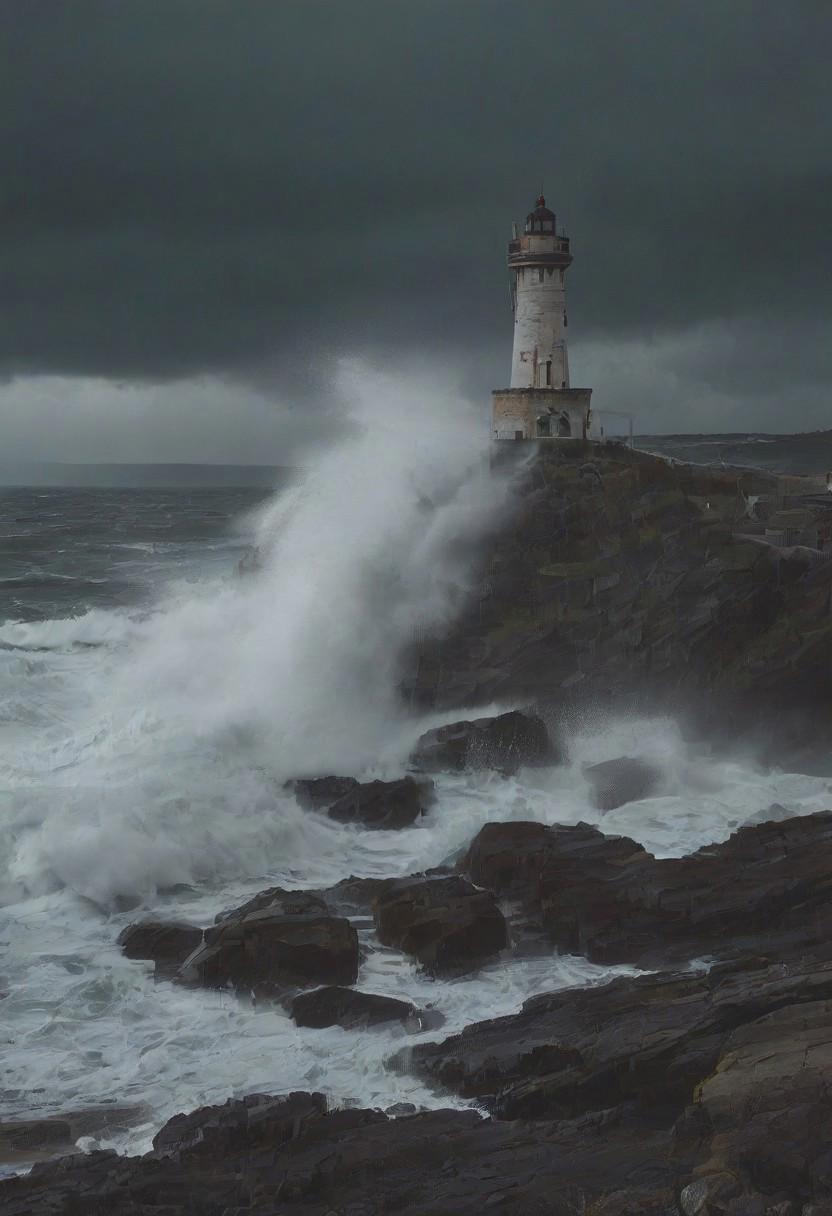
[492,194,592,441]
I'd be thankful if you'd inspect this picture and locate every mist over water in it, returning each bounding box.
[1,361,831,1157]
[115,360,513,775]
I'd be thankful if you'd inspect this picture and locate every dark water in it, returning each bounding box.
[639,430,832,475]
[0,485,273,624]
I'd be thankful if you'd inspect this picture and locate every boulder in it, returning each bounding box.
[286,775,359,811]
[179,908,359,994]
[463,819,647,896]
[214,886,329,925]
[410,709,558,774]
[373,874,508,973]
[583,756,660,810]
[326,776,435,829]
[117,920,204,972]
[290,986,417,1030]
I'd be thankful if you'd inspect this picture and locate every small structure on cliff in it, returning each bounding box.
[492,194,593,442]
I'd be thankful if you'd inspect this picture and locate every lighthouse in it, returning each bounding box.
[492,194,592,441]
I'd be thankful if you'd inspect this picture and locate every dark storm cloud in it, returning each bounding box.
[2,0,831,398]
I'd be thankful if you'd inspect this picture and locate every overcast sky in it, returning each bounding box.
[2,0,830,463]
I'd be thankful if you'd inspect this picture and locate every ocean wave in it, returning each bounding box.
[0,608,138,651]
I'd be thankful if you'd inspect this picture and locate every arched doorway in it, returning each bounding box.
[557,411,571,438]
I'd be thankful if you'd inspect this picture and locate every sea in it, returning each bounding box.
[2,412,832,1164]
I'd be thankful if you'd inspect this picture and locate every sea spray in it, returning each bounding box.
[2,360,520,904]
[110,358,520,773]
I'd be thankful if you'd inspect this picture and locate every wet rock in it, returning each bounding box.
[410,709,559,774]
[0,1106,145,1167]
[399,957,832,1123]
[286,775,359,811]
[290,986,417,1029]
[583,755,660,810]
[321,874,394,913]
[0,1092,689,1216]
[463,818,647,896]
[461,811,832,968]
[683,999,832,1212]
[152,1091,330,1158]
[326,776,435,829]
[214,886,329,925]
[179,907,359,994]
[374,874,508,973]
[117,920,203,970]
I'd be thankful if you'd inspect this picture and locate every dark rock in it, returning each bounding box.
[0,1092,690,1216]
[214,886,329,925]
[399,956,832,1123]
[400,444,832,748]
[583,756,660,810]
[679,998,832,1212]
[0,1106,146,1167]
[410,709,558,774]
[461,811,832,968]
[286,775,359,811]
[179,908,359,994]
[290,986,417,1029]
[464,818,646,895]
[326,776,435,829]
[152,1091,330,1158]
[117,920,203,969]
[374,874,508,973]
[322,874,394,913]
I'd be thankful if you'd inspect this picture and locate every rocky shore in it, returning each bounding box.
[403,443,832,754]
[4,444,832,1215]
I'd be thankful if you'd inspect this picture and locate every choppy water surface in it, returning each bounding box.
[2,382,831,1161]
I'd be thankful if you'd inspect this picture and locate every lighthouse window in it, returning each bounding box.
[545,360,552,386]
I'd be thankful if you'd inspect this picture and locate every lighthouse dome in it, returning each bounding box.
[525,195,556,234]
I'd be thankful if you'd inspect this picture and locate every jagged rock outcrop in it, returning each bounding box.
[402,444,832,746]
[397,958,832,1122]
[410,708,558,774]
[461,810,832,967]
[678,999,832,1214]
[0,1092,690,1215]
[373,874,508,973]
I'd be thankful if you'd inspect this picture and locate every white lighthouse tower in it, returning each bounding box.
[493,194,592,441]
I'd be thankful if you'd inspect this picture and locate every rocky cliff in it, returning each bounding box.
[404,442,832,747]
